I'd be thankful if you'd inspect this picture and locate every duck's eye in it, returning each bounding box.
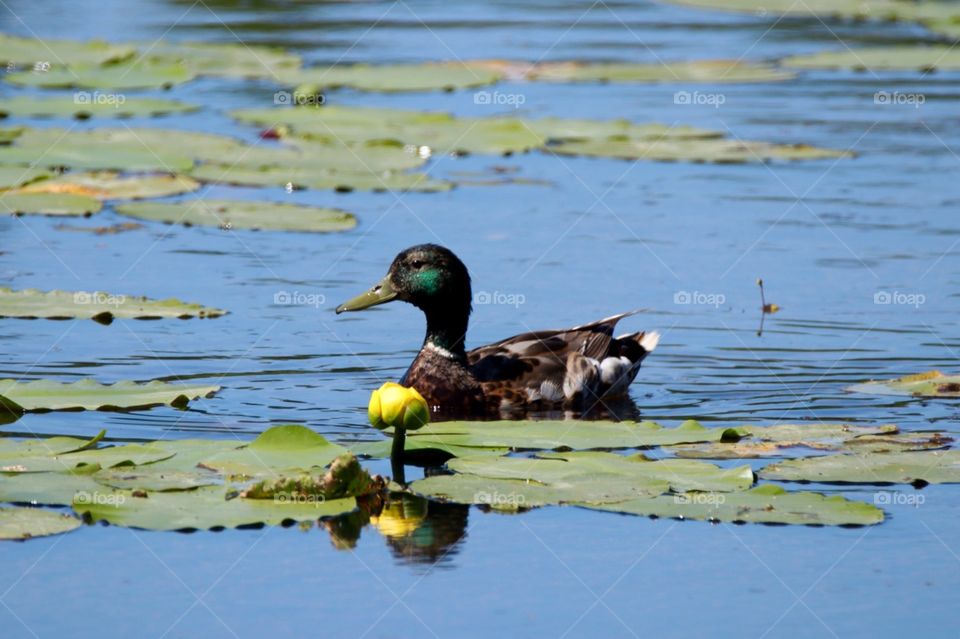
[410,259,425,269]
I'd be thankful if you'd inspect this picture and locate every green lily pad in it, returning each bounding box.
[389,419,742,452]
[0,191,101,216]
[848,370,960,398]
[214,139,427,173]
[411,473,669,510]
[114,199,358,233]
[0,95,199,119]
[0,166,52,189]
[20,172,200,201]
[74,485,357,531]
[448,451,755,493]
[0,287,226,322]
[190,163,451,193]
[528,59,793,83]
[92,467,219,492]
[665,0,960,40]
[280,61,502,92]
[784,46,960,71]
[761,450,960,485]
[0,378,220,411]
[0,506,81,540]
[0,128,195,172]
[5,60,195,90]
[548,137,850,163]
[0,430,105,458]
[145,41,301,79]
[197,425,349,478]
[0,34,134,66]
[0,127,24,144]
[584,485,884,526]
[0,467,105,506]
[0,442,174,473]
[670,423,904,459]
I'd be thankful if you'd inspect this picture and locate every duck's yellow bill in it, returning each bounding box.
[335,276,397,313]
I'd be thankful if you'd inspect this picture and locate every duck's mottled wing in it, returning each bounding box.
[467,311,641,402]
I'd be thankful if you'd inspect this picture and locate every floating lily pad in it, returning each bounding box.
[761,450,960,485]
[0,34,134,66]
[215,139,427,173]
[447,451,755,493]
[74,485,357,531]
[0,467,105,506]
[784,46,960,71]
[848,370,960,398]
[0,191,102,216]
[0,127,24,144]
[0,379,220,411]
[0,441,174,473]
[230,104,846,161]
[20,172,200,201]
[0,506,81,540]
[0,430,105,458]
[197,425,349,478]
[0,95,199,119]
[190,163,451,193]
[527,59,793,83]
[0,287,226,322]
[670,423,904,459]
[115,199,358,233]
[584,485,884,526]
[0,166,52,189]
[92,467,219,492]
[386,419,742,453]
[281,62,503,92]
[0,128,195,172]
[665,0,960,40]
[5,60,195,90]
[548,137,850,163]
[411,473,668,510]
[145,41,301,79]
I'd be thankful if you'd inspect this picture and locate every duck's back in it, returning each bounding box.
[468,311,658,411]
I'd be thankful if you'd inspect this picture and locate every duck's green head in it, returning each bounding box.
[335,244,472,316]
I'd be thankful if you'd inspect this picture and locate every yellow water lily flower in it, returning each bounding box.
[368,382,429,431]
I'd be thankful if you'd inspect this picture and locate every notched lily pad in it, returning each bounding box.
[0,287,226,322]
[0,378,220,411]
[0,506,81,540]
[115,199,358,233]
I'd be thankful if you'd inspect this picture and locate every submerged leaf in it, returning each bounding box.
[848,370,960,398]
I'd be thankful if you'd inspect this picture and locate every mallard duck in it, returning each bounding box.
[336,244,659,419]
